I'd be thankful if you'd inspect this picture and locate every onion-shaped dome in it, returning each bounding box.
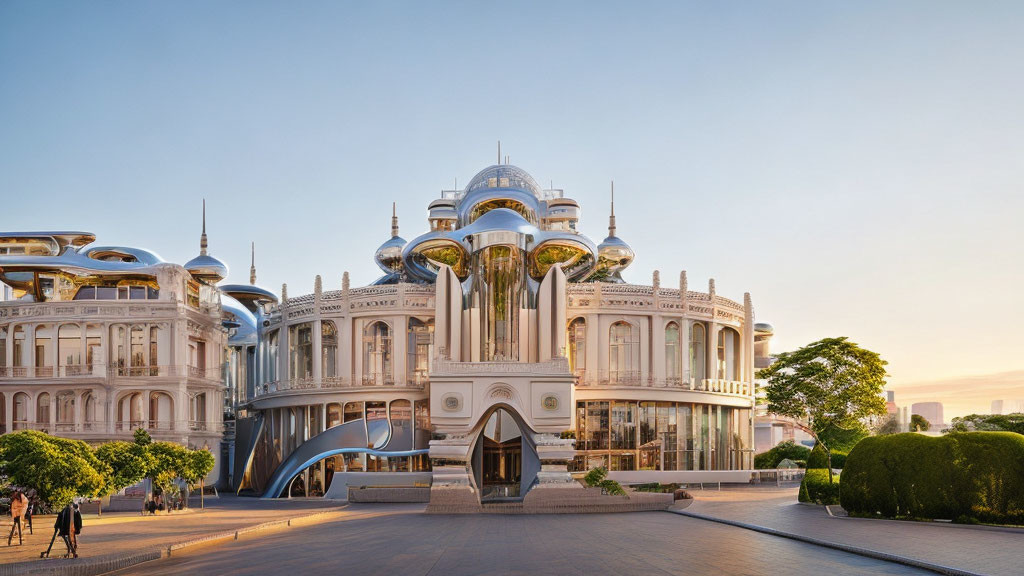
[185,254,229,284]
[596,235,635,282]
[375,234,406,275]
[754,322,775,335]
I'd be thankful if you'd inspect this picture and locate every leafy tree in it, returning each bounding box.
[759,337,888,483]
[944,414,1024,435]
[95,441,154,495]
[181,449,215,485]
[754,440,811,469]
[911,414,931,432]
[146,441,192,493]
[0,431,108,508]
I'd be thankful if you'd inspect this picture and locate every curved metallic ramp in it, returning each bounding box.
[262,419,370,498]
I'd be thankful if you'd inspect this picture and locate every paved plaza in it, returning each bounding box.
[110,502,930,576]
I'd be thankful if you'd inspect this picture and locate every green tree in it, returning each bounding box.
[911,414,931,432]
[95,441,154,495]
[133,428,153,446]
[0,431,108,508]
[759,337,888,483]
[146,441,191,493]
[180,449,215,485]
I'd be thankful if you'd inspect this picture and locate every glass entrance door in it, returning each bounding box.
[480,408,523,500]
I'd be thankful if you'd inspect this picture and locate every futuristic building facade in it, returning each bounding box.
[232,162,759,502]
[0,214,254,483]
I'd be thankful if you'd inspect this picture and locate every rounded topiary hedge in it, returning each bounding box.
[841,432,1024,524]
[806,445,847,470]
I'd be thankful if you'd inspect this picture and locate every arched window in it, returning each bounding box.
[34,324,52,376]
[407,318,433,385]
[12,326,25,369]
[36,392,50,426]
[130,325,145,375]
[85,324,101,374]
[82,392,97,428]
[0,325,7,370]
[568,317,586,374]
[111,325,127,375]
[58,324,82,376]
[149,326,160,375]
[326,402,342,428]
[321,321,337,378]
[267,330,280,382]
[56,391,75,427]
[289,322,313,380]
[609,321,638,383]
[363,321,392,385]
[190,392,207,430]
[13,392,29,430]
[718,327,741,380]
[665,322,681,384]
[690,323,706,384]
[150,392,174,430]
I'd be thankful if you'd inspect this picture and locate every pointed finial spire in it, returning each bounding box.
[709,278,716,300]
[200,199,209,255]
[680,270,688,294]
[608,181,617,237]
[391,202,400,238]
[249,242,257,285]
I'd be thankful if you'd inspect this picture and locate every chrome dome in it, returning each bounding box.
[754,322,775,335]
[374,234,407,275]
[595,235,635,283]
[185,254,228,284]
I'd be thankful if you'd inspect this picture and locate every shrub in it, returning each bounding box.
[754,440,811,469]
[806,445,847,469]
[798,469,840,505]
[841,432,1024,524]
[599,479,626,496]
[583,466,607,487]
[633,482,682,493]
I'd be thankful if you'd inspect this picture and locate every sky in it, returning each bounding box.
[1,1,1022,418]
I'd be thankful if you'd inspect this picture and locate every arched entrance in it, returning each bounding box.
[475,407,524,501]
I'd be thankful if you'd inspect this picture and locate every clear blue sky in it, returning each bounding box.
[2,1,1022,416]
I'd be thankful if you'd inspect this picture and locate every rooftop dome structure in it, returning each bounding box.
[594,182,633,282]
[372,203,407,284]
[184,200,228,284]
[463,164,544,200]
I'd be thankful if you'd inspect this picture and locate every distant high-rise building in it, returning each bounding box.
[911,402,944,427]
[885,390,898,415]
[991,400,1024,415]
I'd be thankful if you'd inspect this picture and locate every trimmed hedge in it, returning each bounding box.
[754,440,811,469]
[841,432,1024,524]
[798,469,840,505]
[807,445,847,470]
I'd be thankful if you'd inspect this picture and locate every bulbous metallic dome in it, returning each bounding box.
[596,234,634,282]
[464,164,544,200]
[185,254,229,284]
[374,234,407,275]
[754,322,774,335]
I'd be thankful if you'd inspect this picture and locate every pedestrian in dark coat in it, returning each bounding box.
[54,503,82,558]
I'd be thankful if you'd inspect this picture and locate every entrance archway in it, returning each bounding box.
[477,408,523,500]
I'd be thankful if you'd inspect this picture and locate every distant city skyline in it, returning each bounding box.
[2,1,1022,418]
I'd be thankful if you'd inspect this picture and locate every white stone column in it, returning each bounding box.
[312,319,322,382]
[393,315,407,385]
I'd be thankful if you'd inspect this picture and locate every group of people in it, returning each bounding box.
[6,490,83,559]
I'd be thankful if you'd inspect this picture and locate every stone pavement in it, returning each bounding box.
[111,503,931,576]
[0,496,346,575]
[679,485,1023,576]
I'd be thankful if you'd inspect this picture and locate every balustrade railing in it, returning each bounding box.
[574,371,752,397]
[0,363,221,379]
[257,374,427,397]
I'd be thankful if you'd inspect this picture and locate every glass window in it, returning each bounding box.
[585,401,609,450]
[343,401,362,423]
[568,317,586,374]
[326,403,342,428]
[130,286,147,300]
[609,321,638,383]
[363,321,392,385]
[407,318,433,385]
[665,322,680,384]
[289,323,313,380]
[97,286,117,300]
[609,401,636,450]
[73,286,95,300]
[130,325,145,372]
[321,321,337,378]
[58,324,82,370]
[267,330,279,382]
[36,392,50,425]
[366,401,388,449]
[690,323,706,383]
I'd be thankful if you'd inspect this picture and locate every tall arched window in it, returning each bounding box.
[112,325,127,375]
[58,324,82,375]
[149,326,160,375]
[130,325,145,375]
[568,317,586,375]
[289,322,313,380]
[12,326,25,369]
[407,318,433,385]
[609,321,638,383]
[56,391,75,426]
[34,325,52,376]
[85,324,101,374]
[82,392,97,428]
[13,392,29,430]
[718,327,741,380]
[665,322,681,384]
[36,392,50,426]
[363,321,392,385]
[150,392,174,430]
[267,330,280,382]
[321,321,337,378]
[690,323,706,384]
[0,325,7,371]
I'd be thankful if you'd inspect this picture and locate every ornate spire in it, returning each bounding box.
[680,270,688,294]
[199,199,208,256]
[249,241,257,285]
[391,202,400,238]
[608,181,617,237]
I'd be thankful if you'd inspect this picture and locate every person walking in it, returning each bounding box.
[55,503,83,558]
[7,490,28,546]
